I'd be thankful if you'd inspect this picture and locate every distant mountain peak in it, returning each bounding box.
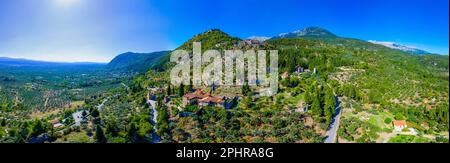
[272,27,337,39]
[368,40,431,55]
[247,36,271,42]
[197,29,228,36]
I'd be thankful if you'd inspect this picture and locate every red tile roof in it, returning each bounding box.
[199,96,224,104]
[49,118,60,124]
[393,120,407,127]
[184,89,209,100]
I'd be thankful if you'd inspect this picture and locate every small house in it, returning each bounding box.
[182,89,210,106]
[393,120,407,131]
[48,118,65,129]
[53,123,65,129]
[48,118,60,124]
[198,96,225,107]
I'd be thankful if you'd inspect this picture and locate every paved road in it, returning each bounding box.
[324,97,342,143]
[148,100,160,143]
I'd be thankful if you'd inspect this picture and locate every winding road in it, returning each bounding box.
[324,97,342,143]
[148,99,160,143]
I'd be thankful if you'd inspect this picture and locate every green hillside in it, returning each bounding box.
[149,29,241,72]
[125,28,448,143]
[107,51,171,72]
[2,28,447,143]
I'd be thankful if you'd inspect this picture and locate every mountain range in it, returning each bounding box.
[0,57,104,67]
[247,27,432,55]
[0,27,441,72]
[368,40,431,55]
[0,51,170,73]
[271,27,338,39]
[106,51,171,72]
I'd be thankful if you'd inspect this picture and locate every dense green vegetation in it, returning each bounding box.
[268,37,449,136]
[1,27,448,143]
[0,62,135,142]
[0,65,131,115]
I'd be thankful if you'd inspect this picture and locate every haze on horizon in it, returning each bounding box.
[0,0,448,63]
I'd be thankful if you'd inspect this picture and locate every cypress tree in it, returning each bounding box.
[95,125,106,143]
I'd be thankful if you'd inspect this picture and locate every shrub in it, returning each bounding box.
[384,118,392,124]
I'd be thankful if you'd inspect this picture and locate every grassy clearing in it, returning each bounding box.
[367,111,394,130]
[388,135,432,143]
[68,101,85,109]
[54,131,93,143]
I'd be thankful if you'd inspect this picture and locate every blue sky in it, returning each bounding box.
[0,0,448,62]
